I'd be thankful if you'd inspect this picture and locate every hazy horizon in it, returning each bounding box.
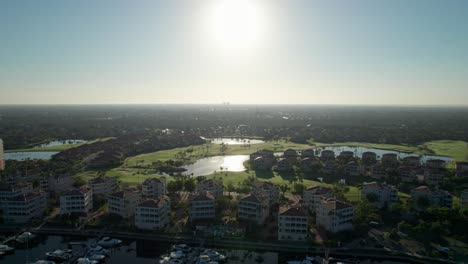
[1,0,468,105]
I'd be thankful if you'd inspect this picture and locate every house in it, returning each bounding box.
[370,164,387,179]
[316,198,354,233]
[381,153,398,168]
[410,186,452,210]
[361,182,398,209]
[283,149,298,161]
[322,160,337,174]
[250,150,274,170]
[142,177,166,199]
[344,161,360,176]
[301,149,316,158]
[276,158,293,172]
[455,162,468,177]
[300,157,320,172]
[339,151,354,160]
[135,196,171,230]
[189,192,216,221]
[196,179,223,197]
[397,166,417,183]
[461,190,468,208]
[89,176,118,196]
[2,191,47,223]
[426,159,447,169]
[0,182,33,201]
[59,186,93,215]
[424,169,445,186]
[108,188,141,219]
[238,193,269,225]
[320,150,335,161]
[252,181,280,205]
[278,206,308,241]
[303,186,333,212]
[361,152,377,165]
[402,156,421,168]
[48,174,74,193]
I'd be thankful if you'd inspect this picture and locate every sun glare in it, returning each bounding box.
[205,0,265,54]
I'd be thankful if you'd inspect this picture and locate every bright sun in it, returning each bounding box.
[205,0,265,54]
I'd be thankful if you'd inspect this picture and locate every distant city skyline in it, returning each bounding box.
[1,0,467,105]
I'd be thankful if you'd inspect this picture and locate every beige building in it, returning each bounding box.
[344,161,360,176]
[135,196,171,230]
[370,164,387,179]
[108,188,141,219]
[3,192,47,223]
[303,185,333,212]
[189,192,216,221]
[278,206,308,241]
[89,176,118,196]
[60,186,93,215]
[238,193,269,225]
[316,198,354,233]
[253,181,280,205]
[142,177,166,199]
[361,182,398,209]
[196,179,223,197]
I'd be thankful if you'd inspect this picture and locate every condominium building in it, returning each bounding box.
[252,181,280,205]
[301,149,316,158]
[410,186,452,210]
[250,150,275,170]
[397,166,417,183]
[370,164,387,179]
[302,185,333,212]
[426,159,447,169]
[278,206,308,241]
[196,179,223,197]
[320,150,335,161]
[135,196,171,230]
[89,176,118,196]
[316,198,354,233]
[0,182,33,201]
[238,193,269,225]
[300,157,320,172]
[361,151,377,165]
[189,192,215,221]
[402,156,421,168]
[361,182,398,209]
[424,169,445,186]
[283,149,298,161]
[455,162,468,177]
[2,192,47,223]
[59,186,93,215]
[142,177,166,199]
[322,160,337,174]
[381,153,398,168]
[344,161,360,176]
[48,174,74,193]
[108,188,141,219]
[276,158,293,172]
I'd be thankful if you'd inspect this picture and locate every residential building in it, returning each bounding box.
[0,182,33,201]
[278,206,308,241]
[283,149,298,161]
[361,182,398,209]
[303,185,333,212]
[59,186,93,215]
[301,149,316,158]
[455,162,468,177]
[322,160,337,174]
[402,156,421,168]
[410,186,452,210]
[252,181,280,205]
[424,169,445,186]
[196,179,223,196]
[89,176,118,196]
[339,151,354,161]
[142,177,166,199]
[48,174,74,193]
[2,192,47,223]
[300,157,320,172]
[250,150,274,170]
[108,188,141,219]
[135,196,171,230]
[238,193,269,225]
[426,159,447,169]
[461,190,468,208]
[0,138,4,171]
[397,166,417,183]
[344,161,360,176]
[381,153,398,168]
[316,198,354,233]
[189,192,215,221]
[276,158,293,172]
[370,164,387,179]
[320,150,335,161]
[361,151,377,165]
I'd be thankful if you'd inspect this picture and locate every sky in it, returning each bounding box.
[1,0,467,105]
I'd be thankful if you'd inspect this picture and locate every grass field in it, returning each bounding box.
[6,137,114,152]
[309,140,419,153]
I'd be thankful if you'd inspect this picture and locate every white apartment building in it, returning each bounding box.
[48,174,74,193]
[278,206,308,241]
[361,182,398,209]
[302,185,333,212]
[189,192,215,221]
[2,192,47,223]
[59,186,93,215]
[89,176,118,196]
[238,193,269,225]
[135,196,171,230]
[196,179,223,197]
[108,188,141,219]
[316,198,354,233]
[253,181,280,205]
[0,182,33,201]
[142,177,166,199]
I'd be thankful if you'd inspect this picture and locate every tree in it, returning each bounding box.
[73,176,86,187]
[365,193,379,203]
[184,178,196,192]
[354,200,381,231]
[167,180,183,193]
[227,182,235,197]
[279,184,289,198]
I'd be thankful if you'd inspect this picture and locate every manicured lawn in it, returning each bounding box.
[420,140,468,161]
[308,140,418,152]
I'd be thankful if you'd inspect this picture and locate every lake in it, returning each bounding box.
[36,139,87,148]
[208,138,265,145]
[182,155,249,176]
[4,151,59,161]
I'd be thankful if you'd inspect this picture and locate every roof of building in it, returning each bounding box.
[63,185,91,196]
[427,159,446,163]
[403,156,420,161]
[189,191,215,202]
[412,186,432,193]
[50,174,72,180]
[8,191,44,202]
[143,178,164,185]
[198,179,222,188]
[110,188,139,199]
[137,196,170,208]
[89,176,115,184]
[363,182,395,190]
[321,198,353,210]
[305,185,332,195]
[253,181,279,191]
[284,149,297,154]
[279,206,307,217]
[240,193,265,203]
[0,182,31,192]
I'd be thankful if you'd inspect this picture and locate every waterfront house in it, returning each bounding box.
[142,177,166,199]
[410,186,452,210]
[276,158,293,172]
[238,192,269,225]
[302,185,333,212]
[89,176,118,196]
[196,179,223,197]
[320,150,335,161]
[189,191,216,221]
[316,198,354,233]
[135,196,171,230]
[3,191,47,223]
[361,182,398,209]
[278,205,308,241]
[59,186,93,215]
[253,181,280,205]
[108,188,141,219]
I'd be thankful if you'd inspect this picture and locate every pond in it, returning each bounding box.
[36,139,87,148]
[4,151,59,161]
[208,138,265,145]
[182,155,249,176]
[317,146,453,163]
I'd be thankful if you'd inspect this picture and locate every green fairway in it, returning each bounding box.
[420,140,468,161]
[308,140,418,153]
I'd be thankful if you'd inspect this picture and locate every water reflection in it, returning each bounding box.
[4,151,59,161]
[182,155,249,176]
[209,138,265,145]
